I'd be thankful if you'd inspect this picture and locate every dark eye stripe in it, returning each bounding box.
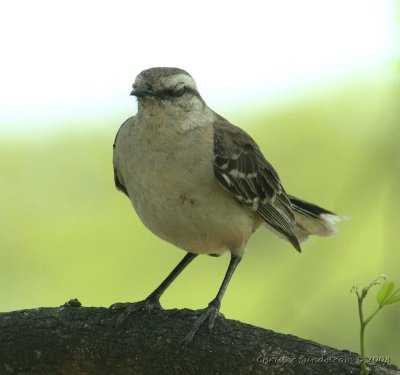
[155,87,198,100]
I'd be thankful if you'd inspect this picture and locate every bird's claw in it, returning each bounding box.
[110,299,162,328]
[184,305,224,343]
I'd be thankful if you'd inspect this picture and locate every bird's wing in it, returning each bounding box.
[213,119,300,251]
[112,117,133,197]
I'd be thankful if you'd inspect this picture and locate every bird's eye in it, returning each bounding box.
[173,83,186,97]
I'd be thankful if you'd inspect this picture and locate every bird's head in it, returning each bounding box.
[131,67,205,112]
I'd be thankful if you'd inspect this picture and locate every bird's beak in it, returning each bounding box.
[130,84,155,97]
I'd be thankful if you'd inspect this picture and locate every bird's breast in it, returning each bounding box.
[115,120,259,254]
[120,122,216,221]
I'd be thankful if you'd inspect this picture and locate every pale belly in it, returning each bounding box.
[118,129,259,255]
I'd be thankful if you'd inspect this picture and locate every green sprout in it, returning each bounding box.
[352,275,400,375]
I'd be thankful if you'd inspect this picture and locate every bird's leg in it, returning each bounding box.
[185,254,242,342]
[112,252,198,326]
[146,252,198,303]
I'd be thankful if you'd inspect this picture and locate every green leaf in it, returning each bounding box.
[376,282,395,305]
[385,294,400,305]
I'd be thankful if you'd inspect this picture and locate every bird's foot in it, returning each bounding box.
[110,298,162,327]
[184,302,225,343]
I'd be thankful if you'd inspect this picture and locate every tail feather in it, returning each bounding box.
[288,195,348,243]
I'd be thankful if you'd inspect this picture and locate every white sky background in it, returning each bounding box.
[0,0,398,135]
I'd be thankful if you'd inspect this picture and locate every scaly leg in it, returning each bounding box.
[113,252,198,326]
[185,254,242,342]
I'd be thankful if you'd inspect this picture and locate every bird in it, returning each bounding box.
[112,67,345,340]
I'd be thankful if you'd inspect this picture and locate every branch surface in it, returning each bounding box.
[0,301,398,375]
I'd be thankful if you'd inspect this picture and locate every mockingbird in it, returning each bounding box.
[113,67,345,340]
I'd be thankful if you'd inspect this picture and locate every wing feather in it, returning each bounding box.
[113,117,132,197]
[213,119,300,251]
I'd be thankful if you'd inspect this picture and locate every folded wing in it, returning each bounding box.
[213,119,301,251]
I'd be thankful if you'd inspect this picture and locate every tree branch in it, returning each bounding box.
[0,300,398,375]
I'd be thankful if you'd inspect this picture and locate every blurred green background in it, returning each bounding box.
[1,0,399,368]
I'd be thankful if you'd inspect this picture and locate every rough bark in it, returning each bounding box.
[0,300,398,375]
